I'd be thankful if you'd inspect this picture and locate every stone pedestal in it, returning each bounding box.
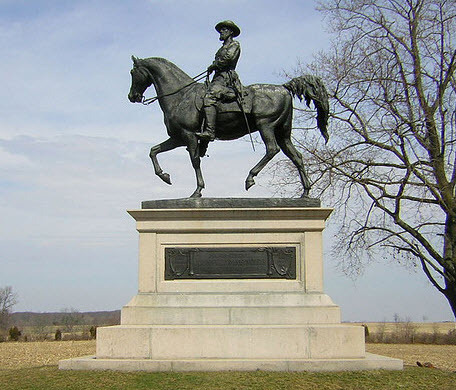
[60,198,402,371]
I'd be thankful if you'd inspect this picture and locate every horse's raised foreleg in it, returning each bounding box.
[245,128,280,191]
[277,135,310,197]
[149,137,184,184]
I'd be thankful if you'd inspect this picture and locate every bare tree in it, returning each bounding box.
[274,0,456,317]
[60,307,84,333]
[0,286,18,330]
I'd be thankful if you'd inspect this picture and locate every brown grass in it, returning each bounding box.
[0,340,95,369]
[353,322,456,344]
[366,344,456,371]
[354,322,456,335]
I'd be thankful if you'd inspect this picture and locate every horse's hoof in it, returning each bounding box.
[190,191,202,198]
[245,178,255,191]
[159,172,172,185]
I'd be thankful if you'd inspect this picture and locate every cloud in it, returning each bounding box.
[0,146,33,168]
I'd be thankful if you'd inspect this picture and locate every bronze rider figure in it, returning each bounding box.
[197,20,241,142]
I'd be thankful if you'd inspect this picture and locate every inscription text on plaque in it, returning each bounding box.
[165,247,296,280]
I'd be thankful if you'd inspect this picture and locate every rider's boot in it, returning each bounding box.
[198,106,217,141]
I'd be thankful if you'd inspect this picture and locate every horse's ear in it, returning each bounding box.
[131,55,138,66]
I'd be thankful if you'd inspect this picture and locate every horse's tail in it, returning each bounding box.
[283,75,329,143]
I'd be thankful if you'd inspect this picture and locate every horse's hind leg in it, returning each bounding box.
[149,137,184,184]
[245,127,280,190]
[182,132,205,198]
[277,135,311,197]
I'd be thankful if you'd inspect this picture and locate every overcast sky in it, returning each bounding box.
[0,0,453,322]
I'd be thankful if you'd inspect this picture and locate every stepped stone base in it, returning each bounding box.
[59,199,402,372]
[120,292,342,325]
[59,353,403,372]
[96,324,364,360]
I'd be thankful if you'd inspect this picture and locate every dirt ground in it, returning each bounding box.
[0,340,95,369]
[1,340,456,371]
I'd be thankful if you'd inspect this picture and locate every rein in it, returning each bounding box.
[141,70,208,105]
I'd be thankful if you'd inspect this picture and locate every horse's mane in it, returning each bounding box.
[139,57,194,83]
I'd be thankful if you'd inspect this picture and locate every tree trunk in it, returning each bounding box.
[444,280,456,320]
[444,216,456,320]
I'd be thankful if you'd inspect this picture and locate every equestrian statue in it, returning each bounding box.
[128,20,329,198]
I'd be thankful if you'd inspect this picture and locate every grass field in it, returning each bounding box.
[354,322,456,334]
[356,321,456,344]
[1,340,456,389]
[1,366,456,390]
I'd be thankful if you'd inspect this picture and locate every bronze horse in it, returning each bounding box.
[128,56,328,198]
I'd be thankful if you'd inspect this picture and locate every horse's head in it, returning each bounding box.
[128,56,153,103]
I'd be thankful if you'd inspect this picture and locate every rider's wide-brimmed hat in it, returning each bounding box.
[215,20,241,37]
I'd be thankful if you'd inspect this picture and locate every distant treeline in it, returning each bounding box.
[10,310,120,327]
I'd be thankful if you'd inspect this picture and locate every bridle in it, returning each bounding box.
[133,67,209,105]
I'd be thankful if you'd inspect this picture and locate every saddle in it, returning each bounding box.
[195,86,253,114]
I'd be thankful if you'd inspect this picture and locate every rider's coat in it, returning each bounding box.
[204,40,241,107]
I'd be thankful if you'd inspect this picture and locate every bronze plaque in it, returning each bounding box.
[165,247,296,280]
